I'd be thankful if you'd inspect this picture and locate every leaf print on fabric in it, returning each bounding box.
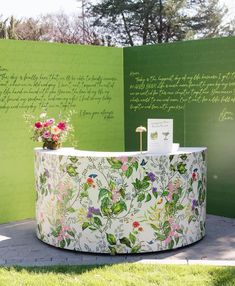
[177,162,187,174]
[98,188,110,201]
[132,177,150,191]
[131,245,141,253]
[145,193,152,202]
[106,233,117,245]
[35,149,207,254]
[111,200,127,215]
[107,158,122,169]
[180,154,187,161]
[100,197,112,217]
[125,166,133,178]
[68,156,78,163]
[119,237,131,248]
[82,222,90,230]
[108,246,117,255]
[66,164,78,177]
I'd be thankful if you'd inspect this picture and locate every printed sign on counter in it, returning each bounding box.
[147,119,173,153]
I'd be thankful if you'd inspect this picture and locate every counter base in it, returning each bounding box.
[36,232,205,254]
[35,148,207,255]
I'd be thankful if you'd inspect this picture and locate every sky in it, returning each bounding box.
[1,0,80,18]
[0,0,235,19]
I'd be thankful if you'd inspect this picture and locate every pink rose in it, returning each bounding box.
[43,118,55,127]
[57,121,66,131]
[121,164,128,171]
[52,135,59,142]
[47,118,55,125]
[51,125,61,135]
[35,121,42,129]
[43,131,51,139]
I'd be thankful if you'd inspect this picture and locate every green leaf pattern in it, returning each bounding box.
[35,150,207,254]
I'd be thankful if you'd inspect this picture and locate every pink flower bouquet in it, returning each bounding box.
[24,111,74,150]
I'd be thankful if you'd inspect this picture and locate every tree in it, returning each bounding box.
[15,18,47,41]
[0,16,19,39]
[14,12,104,45]
[187,0,231,38]
[0,17,8,39]
[90,0,235,46]
[7,16,19,39]
[40,12,103,45]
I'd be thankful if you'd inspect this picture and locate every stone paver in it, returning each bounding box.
[0,214,234,266]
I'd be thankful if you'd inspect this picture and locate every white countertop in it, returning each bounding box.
[35,147,207,157]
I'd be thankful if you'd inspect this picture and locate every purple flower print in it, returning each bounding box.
[147,172,156,182]
[88,206,100,215]
[192,199,198,210]
[87,212,93,218]
[152,187,157,193]
[44,169,50,178]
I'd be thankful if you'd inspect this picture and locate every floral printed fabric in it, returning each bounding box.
[35,149,207,254]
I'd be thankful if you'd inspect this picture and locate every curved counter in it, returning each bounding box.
[34,147,207,254]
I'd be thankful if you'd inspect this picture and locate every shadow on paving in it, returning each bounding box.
[0,214,234,266]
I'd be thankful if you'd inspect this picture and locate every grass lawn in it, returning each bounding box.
[0,263,234,286]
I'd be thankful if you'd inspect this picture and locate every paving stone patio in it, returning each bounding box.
[0,214,234,267]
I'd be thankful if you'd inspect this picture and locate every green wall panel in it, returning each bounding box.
[0,40,124,223]
[124,37,235,218]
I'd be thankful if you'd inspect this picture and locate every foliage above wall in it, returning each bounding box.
[0,0,235,46]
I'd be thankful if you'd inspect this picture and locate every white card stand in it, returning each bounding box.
[147,119,173,153]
